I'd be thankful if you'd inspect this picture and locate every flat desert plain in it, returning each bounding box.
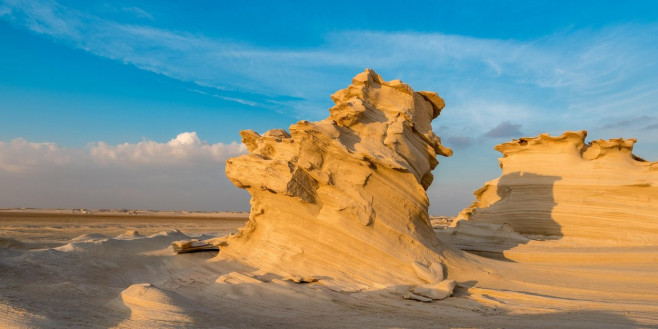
[1,209,657,329]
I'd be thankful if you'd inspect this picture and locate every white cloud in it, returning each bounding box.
[211,95,259,107]
[89,132,246,167]
[3,0,656,103]
[3,0,656,133]
[0,133,249,211]
[0,132,246,171]
[0,138,83,173]
[121,6,154,21]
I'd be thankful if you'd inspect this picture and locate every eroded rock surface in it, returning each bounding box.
[456,131,658,246]
[223,69,455,293]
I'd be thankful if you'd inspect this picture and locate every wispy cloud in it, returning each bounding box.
[121,6,154,21]
[643,123,658,131]
[483,122,524,138]
[602,116,657,129]
[444,136,474,150]
[2,0,657,123]
[211,95,259,107]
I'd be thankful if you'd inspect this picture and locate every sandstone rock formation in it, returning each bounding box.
[171,239,219,253]
[222,69,457,296]
[456,131,658,246]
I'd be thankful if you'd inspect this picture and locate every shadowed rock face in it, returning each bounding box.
[223,69,455,292]
[457,131,658,246]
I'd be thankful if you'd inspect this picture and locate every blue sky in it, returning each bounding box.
[1,0,657,214]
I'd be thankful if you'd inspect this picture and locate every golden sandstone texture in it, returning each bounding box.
[224,69,457,297]
[456,131,658,246]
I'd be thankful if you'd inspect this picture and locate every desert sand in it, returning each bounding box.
[1,70,657,328]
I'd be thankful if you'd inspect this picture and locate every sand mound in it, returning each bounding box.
[222,69,464,294]
[455,131,658,246]
[119,283,195,327]
[70,233,109,242]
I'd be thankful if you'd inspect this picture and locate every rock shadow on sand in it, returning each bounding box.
[439,172,563,260]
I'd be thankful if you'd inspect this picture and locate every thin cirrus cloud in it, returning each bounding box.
[2,0,658,123]
[120,6,154,21]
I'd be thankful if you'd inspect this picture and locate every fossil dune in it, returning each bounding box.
[451,131,658,250]
[222,69,482,298]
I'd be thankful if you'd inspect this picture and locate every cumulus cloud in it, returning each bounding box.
[0,138,84,173]
[483,122,524,138]
[0,133,249,211]
[89,132,245,167]
[0,132,245,170]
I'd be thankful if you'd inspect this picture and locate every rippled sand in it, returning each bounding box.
[1,209,657,328]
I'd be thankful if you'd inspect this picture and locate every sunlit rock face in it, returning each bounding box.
[223,69,455,291]
[457,131,658,246]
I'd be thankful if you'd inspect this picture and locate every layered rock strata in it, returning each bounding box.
[457,131,658,246]
[223,69,456,295]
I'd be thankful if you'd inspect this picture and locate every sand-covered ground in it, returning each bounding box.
[1,209,657,328]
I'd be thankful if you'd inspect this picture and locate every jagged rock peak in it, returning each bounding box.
[495,130,643,161]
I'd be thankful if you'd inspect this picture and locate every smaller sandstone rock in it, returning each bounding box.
[172,239,219,254]
[456,130,658,245]
[411,261,444,283]
[410,280,456,300]
[403,291,433,302]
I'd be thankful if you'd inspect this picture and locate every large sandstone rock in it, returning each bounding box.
[457,131,658,246]
[222,69,456,293]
